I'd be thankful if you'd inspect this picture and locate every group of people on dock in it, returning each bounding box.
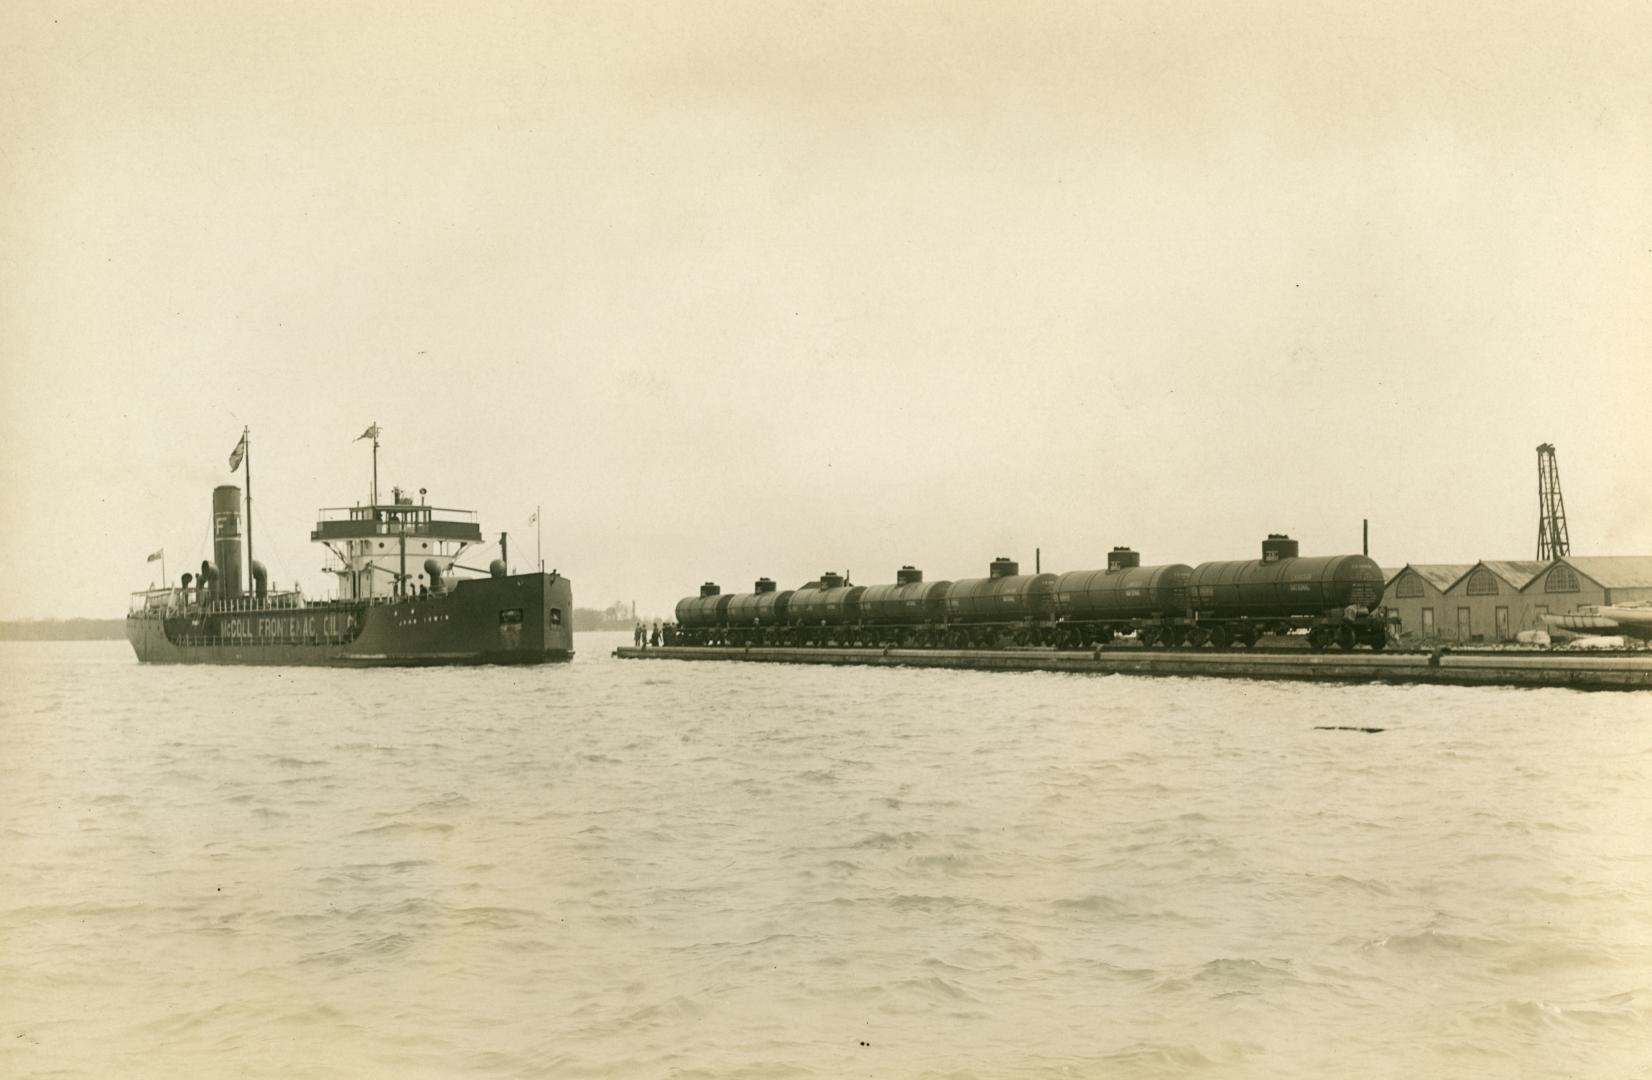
[633,622,678,648]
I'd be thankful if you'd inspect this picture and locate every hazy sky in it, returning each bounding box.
[2,2,1648,620]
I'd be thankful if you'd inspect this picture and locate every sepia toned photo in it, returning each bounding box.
[2,3,1648,1077]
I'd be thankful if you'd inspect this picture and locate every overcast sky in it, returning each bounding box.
[2,2,1648,620]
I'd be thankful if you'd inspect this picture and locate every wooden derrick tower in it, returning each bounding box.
[1535,442,1570,560]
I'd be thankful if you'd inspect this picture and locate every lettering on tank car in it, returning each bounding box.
[1124,589,1142,598]
[1289,584,1310,592]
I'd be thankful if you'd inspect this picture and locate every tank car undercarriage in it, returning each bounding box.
[673,611,1391,652]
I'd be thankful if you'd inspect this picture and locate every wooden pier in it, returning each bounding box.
[614,645,1652,691]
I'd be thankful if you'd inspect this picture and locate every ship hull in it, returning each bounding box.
[127,573,575,666]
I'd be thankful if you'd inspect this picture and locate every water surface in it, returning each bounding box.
[2,635,1648,1078]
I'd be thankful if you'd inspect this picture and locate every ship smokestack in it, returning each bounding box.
[212,485,244,599]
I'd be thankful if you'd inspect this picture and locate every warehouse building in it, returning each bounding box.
[1383,564,1473,642]
[1524,557,1652,615]
[1440,560,1548,642]
[1383,556,1652,643]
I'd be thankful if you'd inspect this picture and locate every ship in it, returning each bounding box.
[126,427,574,665]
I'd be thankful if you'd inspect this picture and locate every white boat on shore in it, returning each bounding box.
[1545,603,1652,642]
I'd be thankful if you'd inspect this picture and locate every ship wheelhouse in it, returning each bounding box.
[312,487,483,601]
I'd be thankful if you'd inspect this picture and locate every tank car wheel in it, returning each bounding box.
[1208,626,1231,649]
[1307,627,1332,651]
[1097,628,1115,646]
[1336,625,1357,651]
[1138,627,1160,648]
[1235,626,1258,648]
[1364,625,1387,651]
[1185,627,1211,648]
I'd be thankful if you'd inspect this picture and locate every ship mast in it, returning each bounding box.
[243,427,253,596]
[356,422,382,506]
[228,426,253,597]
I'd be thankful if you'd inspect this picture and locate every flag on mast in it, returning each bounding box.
[355,424,380,442]
[229,432,247,471]
[528,510,538,525]
[147,549,164,562]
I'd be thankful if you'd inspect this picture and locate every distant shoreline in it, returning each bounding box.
[0,619,127,641]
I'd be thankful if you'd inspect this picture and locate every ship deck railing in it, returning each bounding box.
[129,588,313,615]
[311,503,482,544]
[130,589,451,617]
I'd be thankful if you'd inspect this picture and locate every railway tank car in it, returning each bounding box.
[857,566,953,646]
[673,582,733,645]
[1051,547,1192,647]
[942,557,1059,647]
[782,572,867,646]
[1183,534,1389,649]
[724,577,794,645]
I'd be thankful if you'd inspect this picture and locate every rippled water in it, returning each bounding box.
[2,634,1649,1078]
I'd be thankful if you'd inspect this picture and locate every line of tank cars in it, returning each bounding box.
[672,534,1394,651]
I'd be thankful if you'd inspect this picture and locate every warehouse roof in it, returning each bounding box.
[1557,556,1652,589]
[1476,560,1549,590]
[1397,564,1476,592]
[1381,567,1404,585]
